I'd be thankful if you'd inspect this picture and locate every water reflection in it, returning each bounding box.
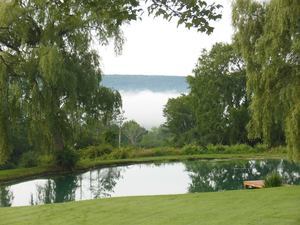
[31,175,78,205]
[0,159,300,207]
[86,167,121,198]
[185,159,300,192]
[0,186,14,207]
[29,167,122,206]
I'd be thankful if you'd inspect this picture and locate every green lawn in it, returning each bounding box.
[0,153,285,183]
[1,186,299,225]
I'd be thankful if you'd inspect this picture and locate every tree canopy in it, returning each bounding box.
[122,120,146,146]
[0,0,223,164]
[164,43,250,146]
[232,0,300,160]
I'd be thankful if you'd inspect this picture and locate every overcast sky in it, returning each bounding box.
[98,0,233,76]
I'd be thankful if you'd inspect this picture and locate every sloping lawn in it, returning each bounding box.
[0,186,299,225]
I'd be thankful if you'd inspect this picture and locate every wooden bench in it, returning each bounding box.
[243,180,265,189]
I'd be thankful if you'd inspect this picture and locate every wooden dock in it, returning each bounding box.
[243,180,265,189]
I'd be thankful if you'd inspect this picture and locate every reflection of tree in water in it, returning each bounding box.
[88,167,122,198]
[185,159,300,193]
[32,175,78,205]
[0,186,14,207]
[31,167,122,205]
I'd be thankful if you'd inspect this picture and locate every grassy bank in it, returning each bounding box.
[0,152,285,184]
[1,186,299,225]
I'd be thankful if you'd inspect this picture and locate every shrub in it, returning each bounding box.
[205,144,256,154]
[109,148,133,159]
[206,144,225,153]
[153,147,180,156]
[0,162,16,170]
[182,144,202,155]
[54,147,79,169]
[268,146,287,154]
[20,151,38,168]
[224,144,255,154]
[255,144,269,152]
[264,171,283,188]
[80,144,113,159]
[38,154,54,166]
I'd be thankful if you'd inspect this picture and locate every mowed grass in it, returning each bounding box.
[1,186,300,225]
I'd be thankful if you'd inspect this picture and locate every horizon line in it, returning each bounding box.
[103,74,190,77]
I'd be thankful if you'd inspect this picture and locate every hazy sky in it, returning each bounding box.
[99,0,233,76]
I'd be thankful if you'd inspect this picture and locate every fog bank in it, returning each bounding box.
[121,90,182,129]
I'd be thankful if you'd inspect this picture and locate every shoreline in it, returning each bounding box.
[0,153,285,184]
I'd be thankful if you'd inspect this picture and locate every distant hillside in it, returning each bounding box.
[102,75,188,93]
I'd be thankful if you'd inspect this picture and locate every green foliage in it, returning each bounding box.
[54,147,79,170]
[102,147,182,159]
[232,0,300,161]
[80,144,113,160]
[164,43,250,147]
[189,43,249,145]
[205,144,257,154]
[148,0,222,34]
[140,126,171,148]
[182,145,203,155]
[264,171,283,188]
[19,151,38,168]
[182,144,259,155]
[130,147,181,158]
[164,95,197,146]
[109,148,133,160]
[0,0,223,165]
[37,154,54,166]
[122,120,146,146]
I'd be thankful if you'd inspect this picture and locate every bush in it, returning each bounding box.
[264,171,283,188]
[20,151,38,168]
[206,144,225,153]
[0,162,16,170]
[182,144,203,155]
[134,147,181,157]
[80,144,113,159]
[109,148,133,159]
[224,144,255,154]
[54,147,79,169]
[255,144,269,152]
[38,154,54,166]
[205,144,256,154]
[268,146,287,154]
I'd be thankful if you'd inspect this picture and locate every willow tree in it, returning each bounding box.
[0,0,222,164]
[232,0,300,160]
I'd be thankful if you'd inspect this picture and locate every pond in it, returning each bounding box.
[1,159,300,207]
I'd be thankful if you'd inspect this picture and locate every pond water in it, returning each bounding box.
[1,159,300,207]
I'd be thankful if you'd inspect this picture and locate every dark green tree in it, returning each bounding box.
[164,94,197,146]
[164,43,250,146]
[189,43,249,145]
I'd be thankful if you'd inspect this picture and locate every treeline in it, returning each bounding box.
[0,0,224,168]
[0,0,299,169]
[165,0,299,160]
